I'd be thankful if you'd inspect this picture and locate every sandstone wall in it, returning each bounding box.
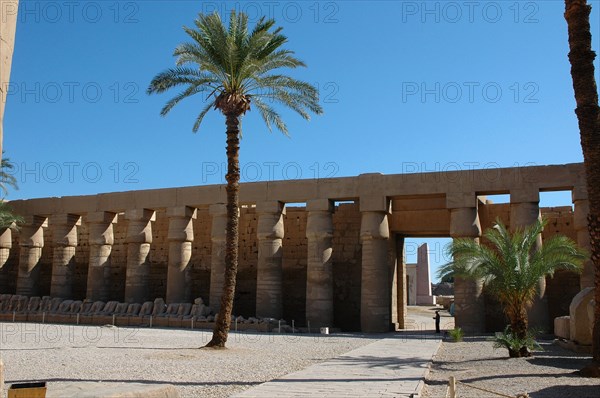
[0,0,19,154]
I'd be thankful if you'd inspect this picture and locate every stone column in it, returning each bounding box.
[510,190,549,331]
[50,214,81,298]
[394,235,407,329]
[360,196,391,333]
[86,212,118,301]
[0,226,12,268]
[166,206,196,304]
[209,204,228,312]
[305,199,334,329]
[449,205,485,333]
[573,186,593,289]
[16,215,47,296]
[256,201,285,319]
[124,209,155,303]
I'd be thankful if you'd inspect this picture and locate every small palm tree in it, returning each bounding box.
[0,201,22,229]
[147,11,322,348]
[0,152,18,196]
[439,218,586,357]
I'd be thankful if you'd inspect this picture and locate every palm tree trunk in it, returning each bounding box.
[205,113,241,348]
[564,0,600,367]
[509,305,529,358]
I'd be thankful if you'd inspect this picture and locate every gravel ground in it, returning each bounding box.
[422,338,600,398]
[0,322,375,397]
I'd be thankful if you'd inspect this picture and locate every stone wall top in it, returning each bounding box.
[8,163,585,217]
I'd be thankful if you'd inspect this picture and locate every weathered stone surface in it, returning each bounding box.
[165,207,196,304]
[569,287,594,346]
[256,201,285,319]
[360,209,390,333]
[305,200,334,328]
[554,316,570,340]
[0,162,589,333]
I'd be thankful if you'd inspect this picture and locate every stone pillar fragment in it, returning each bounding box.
[209,204,228,312]
[450,206,485,333]
[510,193,549,331]
[360,196,391,333]
[305,199,334,329]
[16,215,47,296]
[86,212,118,302]
[166,206,196,304]
[0,227,12,268]
[573,195,593,289]
[50,214,81,298]
[124,209,155,303]
[256,201,285,319]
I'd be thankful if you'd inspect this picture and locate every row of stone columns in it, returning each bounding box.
[2,202,339,328]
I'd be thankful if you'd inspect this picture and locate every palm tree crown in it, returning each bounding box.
[147,11,322,131]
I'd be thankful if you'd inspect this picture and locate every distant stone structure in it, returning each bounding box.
[0,163,591,333]
[405,243,435,306]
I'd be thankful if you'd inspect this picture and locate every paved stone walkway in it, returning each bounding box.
[234,333,441,398]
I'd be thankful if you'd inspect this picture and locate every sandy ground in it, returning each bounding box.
[0,322,376,398]
[422,338,600,398]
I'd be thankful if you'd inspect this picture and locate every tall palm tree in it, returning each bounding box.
[147,11,322,348]
[564,0,600,372]
[439,219,585,357]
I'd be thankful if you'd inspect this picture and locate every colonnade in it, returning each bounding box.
[0,183,591,333]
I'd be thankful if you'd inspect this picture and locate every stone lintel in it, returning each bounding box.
[49,213,82,226]
[358,173,385,200]
[21,215,48,228]
[446,192,477,209]
[86,211,118,224]
[306,199,334,213]
[510,188,540,204]
[359,196,390,213]
[572,185,588,202]
[256,200,286,215]
[125,208,156,222]
[209,203,227,216]
[166,206,197,219]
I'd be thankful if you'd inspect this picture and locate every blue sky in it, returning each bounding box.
[3,0,600,280]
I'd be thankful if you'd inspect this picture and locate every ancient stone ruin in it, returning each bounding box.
[0,163,591,335]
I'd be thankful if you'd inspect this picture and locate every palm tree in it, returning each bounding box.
[439,219,585,357]
[0,152,18,196]
[147,11,322,348]
[564,0,600,373]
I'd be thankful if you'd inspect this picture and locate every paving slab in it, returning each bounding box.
[234,334,441,398]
